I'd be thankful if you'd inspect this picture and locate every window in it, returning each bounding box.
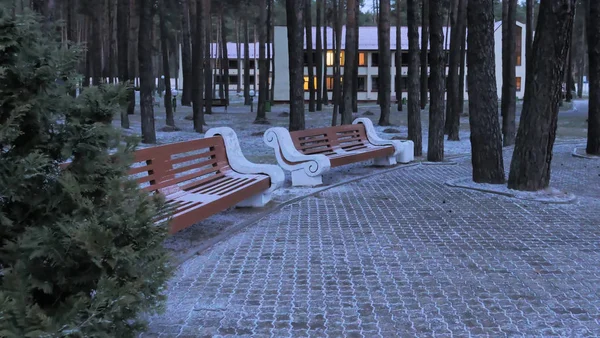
[303,51,317,66]
[228,60,239,69]
[326,51,345,66]
[357,76,367,92]
[248,60,256,69]
[516,25,522,66]
[401,52,409,66]
[326,76,335,90]
[358,52,367,66]
[372,53,379,67]
[303,76,318,91]
[229,75,239,84]
[372,76,379,92]
[516,77,522,91]
[248,75,255,85]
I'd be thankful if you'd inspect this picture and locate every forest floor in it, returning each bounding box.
[113,99,590,264]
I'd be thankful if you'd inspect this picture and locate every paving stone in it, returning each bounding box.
[142,144,600,337]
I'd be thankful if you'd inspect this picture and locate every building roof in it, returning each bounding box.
[207,42,272,59]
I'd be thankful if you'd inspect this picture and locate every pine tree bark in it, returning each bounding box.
[159,0,174,127]
[526,0,533,75]
[427,0,445,161]
[566,43,573,102]
[378,0,392,126]
[138,0,156,143]
[180,0,193,106]
[287,0,306,131]
[192,0,205,132]
[269,0,276,103]
[321,7,329,106]
[508,0,577,191]
[127,0,138,115]
[407,0,422,157]
[332,0,342,126]
[446,0,466,140]
[352,2,359,113]
[267,0,273,102]
[204,1,212,115]
[117,0,130,128]
[316,0,323,111]
[458,16,467,115]
[342,0,357,124]
[395,0,402,112]
[243,16,251,105]
[587,0,600,155]
[221,11,230,103]
[501,0,517,146]
[420,0,429,110]
[467,0,505,183]
[305,0,316,113]
[256,0,269,123]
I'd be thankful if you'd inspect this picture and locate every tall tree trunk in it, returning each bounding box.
[180,0,193,106]
[395,0,402,112]
[256,0,269,123]
[352,0,359,113]
[221,10,230,103]
[407,0,422,157]
[587,0,600,155]
[127,0,138,115]
[378,0,392,126]
[467,0,505,183]
[566,43,574,102]
[204,1,212,115]
[236,22,242,93]
[446,0,466,140]
[192,0,206,132]
[269,0,276,103]
[159,0,174,127]
[287,0,306,131]
[420,0,429,110]
[332,0,342,126]
[243,16,251,105]
[266,0,272,102]
[138,0,156,143]
[117,0,130,128]
[316,0,323,111]
[427,0,445,161]
[526,0,534,76]
[108,0,117,83]
[501,0,517,146]
[458,15,467,115]
[321,10,329,106]
[305,0,316,112]
[342,0,357,124]
[508,0,577,191]
[90,7,102,86]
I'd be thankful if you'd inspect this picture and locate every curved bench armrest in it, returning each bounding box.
[263,127,331,177]
[205,127,285,193]
[353,118,413,158]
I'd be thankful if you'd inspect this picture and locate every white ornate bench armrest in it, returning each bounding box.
[353,118,415,162]
[205,127,284,193]
[263,127,331,177]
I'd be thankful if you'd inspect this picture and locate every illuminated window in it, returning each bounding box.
[326,76,334,90]
[303,76,318,91]
[340,51,345,66]
[326,51,345,66]
[516,77,522,91]
[358,52,366,66]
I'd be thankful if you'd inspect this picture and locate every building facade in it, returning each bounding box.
[272,22,526,103]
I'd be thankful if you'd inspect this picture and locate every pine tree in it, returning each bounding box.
[0,9,171,337]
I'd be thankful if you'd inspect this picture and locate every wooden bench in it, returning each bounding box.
[264,118,414,187]
[77,127,282,234]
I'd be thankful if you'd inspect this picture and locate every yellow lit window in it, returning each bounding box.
[358,52,366,66]
[303,76,318,91]
[325,51,345,66]
[516,77,522,92]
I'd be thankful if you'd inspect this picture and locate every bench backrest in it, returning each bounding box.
[129,136,229,194]
[289,124,370,155]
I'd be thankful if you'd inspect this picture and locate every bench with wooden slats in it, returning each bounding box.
[264,118,414,187]
[131,127,284,233]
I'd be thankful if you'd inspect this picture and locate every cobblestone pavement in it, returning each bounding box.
[142,143,600,337]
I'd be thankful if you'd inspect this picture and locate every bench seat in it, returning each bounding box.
[264,118,414,186]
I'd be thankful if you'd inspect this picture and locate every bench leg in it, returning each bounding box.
[374,155,397,167]
[292,169,323,187]
[237,192,272,208]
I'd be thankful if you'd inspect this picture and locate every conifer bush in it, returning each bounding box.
[0,7,171,337]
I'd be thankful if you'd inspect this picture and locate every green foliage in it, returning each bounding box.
[0,7,171,337]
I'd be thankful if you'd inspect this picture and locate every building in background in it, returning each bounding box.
[272,21,526,103]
